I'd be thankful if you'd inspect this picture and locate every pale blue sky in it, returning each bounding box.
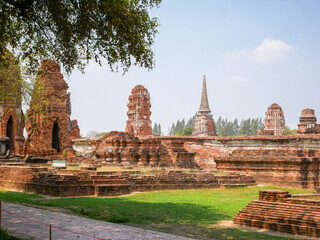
[68,0,320,136]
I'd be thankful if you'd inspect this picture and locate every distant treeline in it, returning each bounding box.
[167,115,196,136]
[162,115,264,136]
[215,117,263,136]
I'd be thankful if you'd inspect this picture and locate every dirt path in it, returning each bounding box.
[1,201,195,240]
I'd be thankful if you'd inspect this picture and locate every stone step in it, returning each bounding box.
[236,212,320,227]
[90,175,127,180]
[239,203,320,215]
[93,180,127,185]
[94,184,131,196]
[54,180,93,185]
[221,184,248,188]
[249,201,320,212]
[233,217,320,238]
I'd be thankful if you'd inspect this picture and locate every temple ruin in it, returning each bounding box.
[258,103,285,135]
[125,85,152,137]
[0,51,25,155]
[24,60,73,156]
[297,108,320,134]
[192,75,216,136]
[71,119,81,139]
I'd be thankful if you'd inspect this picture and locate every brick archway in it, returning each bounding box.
[52,121,60,152]
[0,106,18,153]
[6,115,14,152]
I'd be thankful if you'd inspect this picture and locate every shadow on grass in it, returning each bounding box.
[37,197,232,225]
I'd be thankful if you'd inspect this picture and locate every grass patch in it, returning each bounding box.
[0,229,27,240]
[0,186,313,240]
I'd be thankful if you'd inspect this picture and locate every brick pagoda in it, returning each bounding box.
[71,119,81,139]
[125,85,152,137]
[0,51,25,154]
[258,103,285,135]
[192,75,216,136]
[24,60,73,155]
[297,108,320,134]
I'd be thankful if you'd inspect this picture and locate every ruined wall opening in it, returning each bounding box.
[52,121,60,152]
[6,115,14,151]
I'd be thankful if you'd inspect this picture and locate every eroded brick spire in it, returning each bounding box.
[193,75,216,136]
[199,75,211,112]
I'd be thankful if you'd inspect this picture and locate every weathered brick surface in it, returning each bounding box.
[258,103,285,136]
[192,76,216,136]
[95,131,198,168]
[24,61,73,157]
[71,119,81,139]
[125,85,152,137]
[0,166,255,197]
[298,108,320,134]
[0,52,25,155]
[234,190,320,238]
[186,135,320,189]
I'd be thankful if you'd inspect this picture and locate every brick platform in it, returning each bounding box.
[0,166,255,197]
[233,190,320,238]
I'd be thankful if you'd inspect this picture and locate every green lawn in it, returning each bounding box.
[0,229,24,240]
[0,186,313,240]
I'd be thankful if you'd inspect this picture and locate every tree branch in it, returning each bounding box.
[3,0,34,17]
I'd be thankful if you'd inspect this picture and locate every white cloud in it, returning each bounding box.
[224,38,293,62]
[252,38,293,61]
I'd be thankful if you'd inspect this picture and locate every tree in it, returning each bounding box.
[182,127,193,136]
[0,0,161,75]
[285,126,297,135]
[152,122,162,135]
[0,50,24,102]
[152,123,158,135]
[168,115,195,136]
[216,117,263,136]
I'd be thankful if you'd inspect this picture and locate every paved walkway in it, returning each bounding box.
[1,202,195,240]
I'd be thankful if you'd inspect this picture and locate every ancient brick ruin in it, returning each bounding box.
[0,166,255,197]
[258,103,285,135]
[71,119,81,139]
[297,108,320,134]
[94,131,197,168]
[24,60,73,156]
[234,190,320,238]
[125,85,152,137]
[187,135,320,189]
[0,51,25,155]
[192,76,216,136]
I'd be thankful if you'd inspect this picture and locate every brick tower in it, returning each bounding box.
[192,76,216,136]
[297,109,320,134]
[24,60,73,155]
[125,85,152,137]
[259,103,285,135]
[0,51,25,155]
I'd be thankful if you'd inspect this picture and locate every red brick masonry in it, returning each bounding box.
[0,166,255,197]
[233,190,320,238]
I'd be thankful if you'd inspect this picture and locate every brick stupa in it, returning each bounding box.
[297,109,320,134]
[0,51,25,154]
[24,60,73,155]
[125,85,152,137]
[259,103,285,136]
[192,76,216,136]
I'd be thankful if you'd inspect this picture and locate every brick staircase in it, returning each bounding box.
[215,173,256,188]
[0,156,25,166]
[233,190,320,238]
[90,172,131,196]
